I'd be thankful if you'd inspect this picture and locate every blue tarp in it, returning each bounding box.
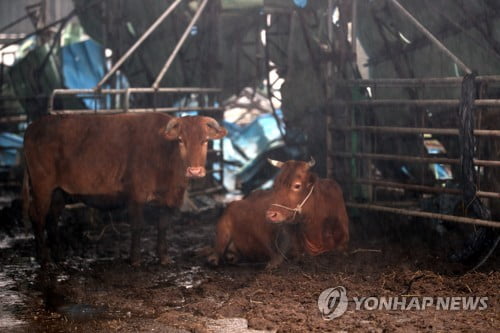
[225,111,284,163]
[0,132,23,167]
[293,0,308,8]
[61,39,129,109]
[220,111,286,190]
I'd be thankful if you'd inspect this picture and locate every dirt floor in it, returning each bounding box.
[0,199,498,333]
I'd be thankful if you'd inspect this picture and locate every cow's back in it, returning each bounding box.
[220,190,278,260]
[24,113,181,207]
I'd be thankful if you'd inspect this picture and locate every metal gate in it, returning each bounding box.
[328,75,500,229]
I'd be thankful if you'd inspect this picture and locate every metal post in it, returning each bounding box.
[95,0,183,90]
[388,0,472,74]
[124,88,130,112]
[351,0,357,60]
[152,0,209,89]
[326,0,334,178]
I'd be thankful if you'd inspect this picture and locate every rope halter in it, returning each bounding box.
[270,185,315,221]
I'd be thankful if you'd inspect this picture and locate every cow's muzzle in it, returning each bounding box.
[267,185,315,223]
[186,166,206,178]
[266,209,287,223]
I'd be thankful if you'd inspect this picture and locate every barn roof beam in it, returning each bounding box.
[153,0,209,89]
[368,2,500,68]
[95,0,182,90]
[387,0,471,74]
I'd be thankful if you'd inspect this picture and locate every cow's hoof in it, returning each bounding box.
[40,260,58,271]
[207,254,219,267]
[130,258,141,267]
[265,257,284,270]
[265,262,280,270]
[225,251,239,265]
[160,255,174,266]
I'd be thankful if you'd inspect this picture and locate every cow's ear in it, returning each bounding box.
[268,158,284,168]
[205,118,228,140]
[163,118,181,140]
[308,172,318,186]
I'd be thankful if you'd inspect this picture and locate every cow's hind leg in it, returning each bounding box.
[128,203,144,267]
[157,207,176,265]
[45,189,66,262]
[29,188,54,266]
[334,206,350,252]
[207,214,234,266]
[224,241,240,265]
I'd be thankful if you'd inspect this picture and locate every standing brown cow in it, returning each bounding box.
[22,113,227,266]
[266,158,349,255]
[208,158,349,269]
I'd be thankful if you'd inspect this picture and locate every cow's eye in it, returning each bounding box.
[178,137,184,144]
[293,183,302,190]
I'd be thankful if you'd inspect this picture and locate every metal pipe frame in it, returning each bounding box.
[95,0,183,90]
[52,87,221,95]
[331,99,500,107]
[331,151,500,168]
[49,106,223,115]
[189,185,224,197]
[387,0,472,74]
[330,125,500,137]
[0,115,27,123]
[48,87,222,113]
[347,202,500,228]
[153,0,209,89]
[334,75,500,87]
[355,178,500,199]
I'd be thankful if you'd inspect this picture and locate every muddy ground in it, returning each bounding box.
[0,198,498,332]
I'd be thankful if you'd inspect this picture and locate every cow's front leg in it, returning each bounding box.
[266,227,294,270]
[129,203,144,266]
[157,207,176,265]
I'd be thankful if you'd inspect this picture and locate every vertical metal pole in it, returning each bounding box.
[326,0,334,179]
[40,0,47,28]
[124,88,130,113]
[0,54,4,95]
[459,73,486,218]
[152,0,209,88]
[351,0,357,60]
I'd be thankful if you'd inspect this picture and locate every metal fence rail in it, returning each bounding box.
[330,151,500,167]
[330,125,500,137]
[347,202,500,228]
[328,74,500,228]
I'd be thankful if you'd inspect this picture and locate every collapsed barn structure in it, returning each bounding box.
[0,0,499,331]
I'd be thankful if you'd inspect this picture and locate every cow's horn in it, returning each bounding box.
[308,157,316,168]
[268,158,284,168]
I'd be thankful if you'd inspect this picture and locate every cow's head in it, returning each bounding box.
[162,116,227,178]
[265,158,317,223]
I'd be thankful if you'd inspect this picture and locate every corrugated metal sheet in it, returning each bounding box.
[0,0,74,34]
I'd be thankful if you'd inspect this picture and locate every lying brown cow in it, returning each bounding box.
[208,158,349,269]
[22,113,227,266]
[207,189,298,269]
[266,158,349,254]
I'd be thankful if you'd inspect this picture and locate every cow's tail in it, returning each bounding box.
[21,158,31,230]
